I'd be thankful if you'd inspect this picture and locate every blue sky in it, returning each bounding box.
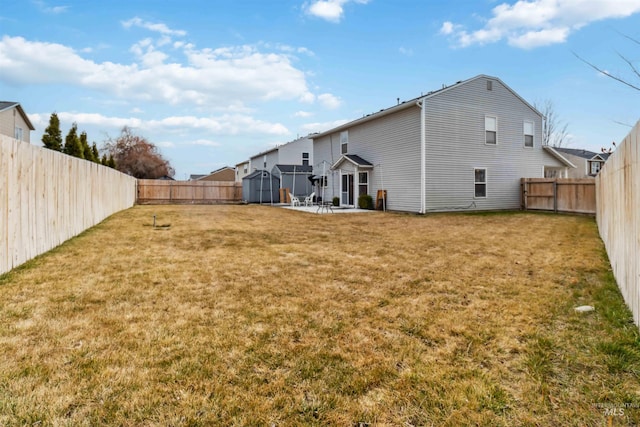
[2,0,640,179]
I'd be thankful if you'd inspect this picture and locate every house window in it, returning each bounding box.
[485,116,497,145]
[487,80,493,91]
[358,172,369,196]
[524,121,534,148]
[474,168,487,198]
[340,131,348,154]
[14,126,23,141]
[319,176,328,187]
[589,161,602,175]
[302,152,309,166]
[243,164,248,173]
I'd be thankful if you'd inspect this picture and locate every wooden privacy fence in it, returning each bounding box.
[137,180,242,204]
[596,121,640,328]
[0,135,137,275]
[521,178,596,214]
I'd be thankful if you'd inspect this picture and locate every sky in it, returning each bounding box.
[2,0,640,179]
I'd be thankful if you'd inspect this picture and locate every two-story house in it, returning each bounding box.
[310,75,573,213]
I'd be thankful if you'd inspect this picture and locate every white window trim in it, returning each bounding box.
[485,116,497,146]
[523,120,534,148]
[340,131,348,154]
[474,167,487,199]
[15,126,23,141]
[358,171,369,196]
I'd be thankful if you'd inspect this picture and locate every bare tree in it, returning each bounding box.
[104,126,174,179]
[535,99,570,147]
[573,33,640,92]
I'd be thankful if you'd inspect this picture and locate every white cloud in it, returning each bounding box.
[399,47,413,56]
[439,21,455,35]
[30,112,289,137]
[304,0,370,23]
[294,111,313,118]
[189,139,221,147]
[32,0,68,14]
[156,141,176,148]
[300,119,349,134]
[441,0,640,49]
[146,115,289,135]
[0,36,315,107]
[121,17,186,37]
[317,93,342,109]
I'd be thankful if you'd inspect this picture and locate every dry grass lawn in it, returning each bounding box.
[0,205,639,426]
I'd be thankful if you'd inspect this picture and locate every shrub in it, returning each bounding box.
[358,194,374,210]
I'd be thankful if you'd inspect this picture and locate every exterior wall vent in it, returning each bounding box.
[487,80,493,91]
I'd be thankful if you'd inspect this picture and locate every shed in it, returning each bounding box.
[271,164,313,198]
[242,170,280,203]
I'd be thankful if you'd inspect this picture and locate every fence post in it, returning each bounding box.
[553,179,557,213]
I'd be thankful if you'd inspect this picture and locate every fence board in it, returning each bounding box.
[137,180,242,204]
[0,135,137,275]
[521,178,596,214]
[597,121,640,327]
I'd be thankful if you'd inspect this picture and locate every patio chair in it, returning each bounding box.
[289,192,301,207]
[304,192,315,207]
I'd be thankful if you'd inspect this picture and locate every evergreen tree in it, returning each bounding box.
[91,143,100,163]
[107,154,116,168]
[80,131,94,161]
[41,112,63,151]
[101,154,108,166]
[63,123,84,159]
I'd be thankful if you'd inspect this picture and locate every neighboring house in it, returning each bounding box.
[235,160,251,183]
[552,147,610,178]
[248,136,313,174]
[0,101,35,143]
[310,75,574,213]
[195,166,235,181]
[189,174,206,181]
[249,146,279,175]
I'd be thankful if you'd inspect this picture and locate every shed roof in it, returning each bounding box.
[0,101,35,130]
[244,169,278,180]
[273,164,313,173]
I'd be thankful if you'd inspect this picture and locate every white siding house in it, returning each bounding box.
[311,75,573,212]
[553,148,609,178]
[0,102,35,144]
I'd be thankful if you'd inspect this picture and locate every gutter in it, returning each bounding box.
[417,97,427,214]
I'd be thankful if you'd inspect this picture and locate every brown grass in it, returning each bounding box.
[0,205,639,426]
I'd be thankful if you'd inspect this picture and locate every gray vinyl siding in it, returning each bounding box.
[424,77,564,211]
[278,137,313,166]
[313,107,421,211]
[312,134,341,203]
[249,149,279,173]
[311,75,567,213]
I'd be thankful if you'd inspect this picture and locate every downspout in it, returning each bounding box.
[417,97,427,214]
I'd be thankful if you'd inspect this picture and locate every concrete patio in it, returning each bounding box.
[279,204,377,214]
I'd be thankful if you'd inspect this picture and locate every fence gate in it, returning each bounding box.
[521,178,596,214]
